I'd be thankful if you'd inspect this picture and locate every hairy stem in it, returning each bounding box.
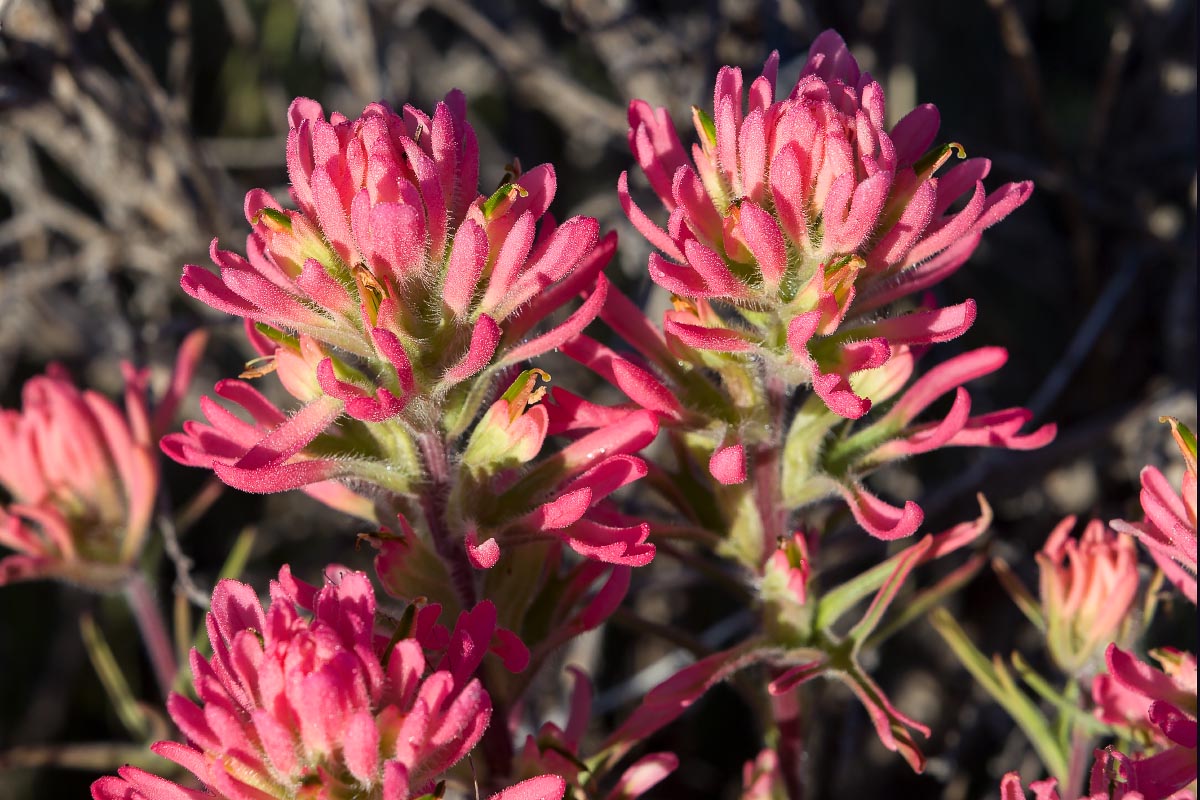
[416,431,477,611]
[124,572,178,701]
[771,679,806,800]
[762,374,805,798]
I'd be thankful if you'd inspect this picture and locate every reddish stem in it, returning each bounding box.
[125,572,178,701]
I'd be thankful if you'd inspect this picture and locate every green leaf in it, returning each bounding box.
[865,552,987,649]
[991,557,1046,631]
[80,614,150,741]
[1009,652,1110,738]
[929,608,1067,780]
[815,547,910,631]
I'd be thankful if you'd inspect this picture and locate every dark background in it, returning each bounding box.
[0,0,1195,798]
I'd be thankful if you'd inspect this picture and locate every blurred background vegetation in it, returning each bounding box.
[0,0,1194,797]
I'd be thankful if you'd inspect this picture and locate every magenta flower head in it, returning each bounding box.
[560,29,1051,550]
[1037,517,1139,676]
[1112,417,1198,604]
[620,29,1031,419]
[0,334,204,589]
[91,565,536,800]
[166,91,614,502]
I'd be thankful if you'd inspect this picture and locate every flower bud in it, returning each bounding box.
[1037,518,1138,676]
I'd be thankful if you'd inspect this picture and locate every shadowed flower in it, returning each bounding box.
[0,332,204,589]
[91,565,545,800]
[619,29,1031,419]
[1036,517,1139,676]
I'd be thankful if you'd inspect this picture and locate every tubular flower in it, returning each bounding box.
[91,565,541,800]
[168,91,613,503]
[0,333,204,589]
[620,29,1031,419]
[1036,517,1139,676]
[1112,418,1198,604]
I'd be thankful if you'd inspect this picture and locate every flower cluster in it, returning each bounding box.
[92,565,555,800]
[560,30,1053,550]
[166,93,613,502]
[976,422,1198,799]
[618,29,1031,419]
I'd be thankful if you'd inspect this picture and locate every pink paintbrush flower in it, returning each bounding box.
[620,29,1031,419]
[0,333,204,589]
[1093,644,1197,747]
[603,504,993,775]
[91,565,544,800]
[1112,418,1197,604]
[1035,517,1139,676]
[170,90,614,503]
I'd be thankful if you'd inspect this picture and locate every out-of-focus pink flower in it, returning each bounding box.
[0,332,204,589]
[1112,418,1197,604]
[91,565,547,800]
[169,91,614,505]
[1036,517,1138,676]
[620,29,1031,419]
